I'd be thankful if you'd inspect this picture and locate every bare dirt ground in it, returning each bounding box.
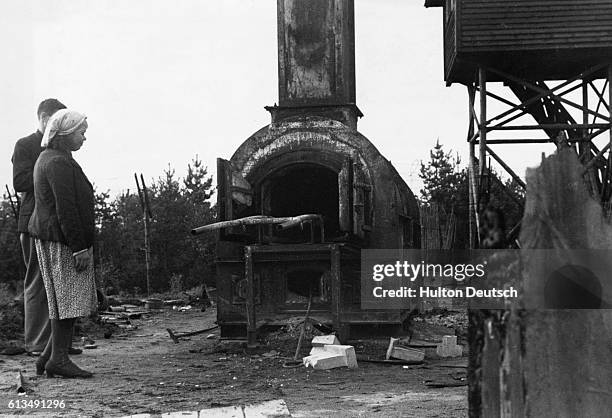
[0,307,467,417]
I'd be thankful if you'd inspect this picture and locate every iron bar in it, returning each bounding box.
[192,214,324,235]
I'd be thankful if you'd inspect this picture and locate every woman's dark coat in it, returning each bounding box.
[28,148,95,253]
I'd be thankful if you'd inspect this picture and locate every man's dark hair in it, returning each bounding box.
[37,98,66,118]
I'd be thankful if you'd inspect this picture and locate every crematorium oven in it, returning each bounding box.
[192,0,421,344]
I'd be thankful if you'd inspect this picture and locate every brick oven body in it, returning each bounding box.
[215,116,420,340]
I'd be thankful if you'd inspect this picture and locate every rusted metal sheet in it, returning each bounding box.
[277,0,356,106]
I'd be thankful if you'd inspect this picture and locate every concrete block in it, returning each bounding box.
[303,353,348,370]
[197,405,243,418]
[390,346,425,362]
[385,337,400,360]
[161,411,198,418]
[385,337,425,362]
[304,344,357,369]
[243,399,291,417]
[311,335,340,346]
[436,335,463,358]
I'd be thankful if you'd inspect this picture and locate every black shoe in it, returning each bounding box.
[68,347,83,355]
[45,359,92,379]
[35,356,49,376]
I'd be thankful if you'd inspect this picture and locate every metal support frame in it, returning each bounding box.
[467,64,612,248]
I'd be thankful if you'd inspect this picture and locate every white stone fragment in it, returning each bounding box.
[436,335,463,358]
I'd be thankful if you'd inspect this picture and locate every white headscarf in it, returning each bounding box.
[41,109,87,148]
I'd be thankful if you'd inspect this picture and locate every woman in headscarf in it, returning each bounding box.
[28,109,97,378]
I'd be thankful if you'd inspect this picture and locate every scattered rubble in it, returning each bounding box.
[311,335,340,347]
[436,335,463,358]
[16,371,27,394]
[385,337,425,363]
[303,335,358,370]
[125,399,292,418]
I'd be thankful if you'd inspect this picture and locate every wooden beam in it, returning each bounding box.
[488,123,610,131]
[485,146,526,190]
[479,68,487,182]
[244,246,257,348]
[330,245,344,339]
[485,65,603,126]
[486,139,551,144]
[469,154,481,248]
[605,65,612,202]
[487,66,611,123]
[467,86,476,142]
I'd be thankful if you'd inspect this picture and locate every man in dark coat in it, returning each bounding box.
[12,99,66,354]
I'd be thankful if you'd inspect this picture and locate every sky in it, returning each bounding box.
[0,0,561,199]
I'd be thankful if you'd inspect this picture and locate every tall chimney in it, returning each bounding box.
[267,0,363,129]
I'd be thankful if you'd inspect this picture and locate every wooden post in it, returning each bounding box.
[244,246,257,347]
[330,245,346,340]
[607,65,612,204]
[481,318,501,418]
[518,148,612,416]
[140,175,152,297]
[5,185,19,224]
[135,173,152,297]
[479,68,488,188]
[143,209,151,297]
[582,79,590,158]
[468,87,476,249]
[468,151,480,249]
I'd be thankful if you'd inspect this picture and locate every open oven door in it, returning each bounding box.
[339,157,372,240]
[338,157,354,234]
[217,158,254,240]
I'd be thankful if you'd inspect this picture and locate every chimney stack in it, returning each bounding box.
[267,0,362,129]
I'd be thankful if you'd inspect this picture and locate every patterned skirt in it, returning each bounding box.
[34,240,98,320]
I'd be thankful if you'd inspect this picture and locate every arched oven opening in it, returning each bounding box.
[261,163,340,241]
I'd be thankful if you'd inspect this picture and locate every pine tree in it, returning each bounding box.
[419,139,465,215]
[419,141,524,249]
[183,155,214,204]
